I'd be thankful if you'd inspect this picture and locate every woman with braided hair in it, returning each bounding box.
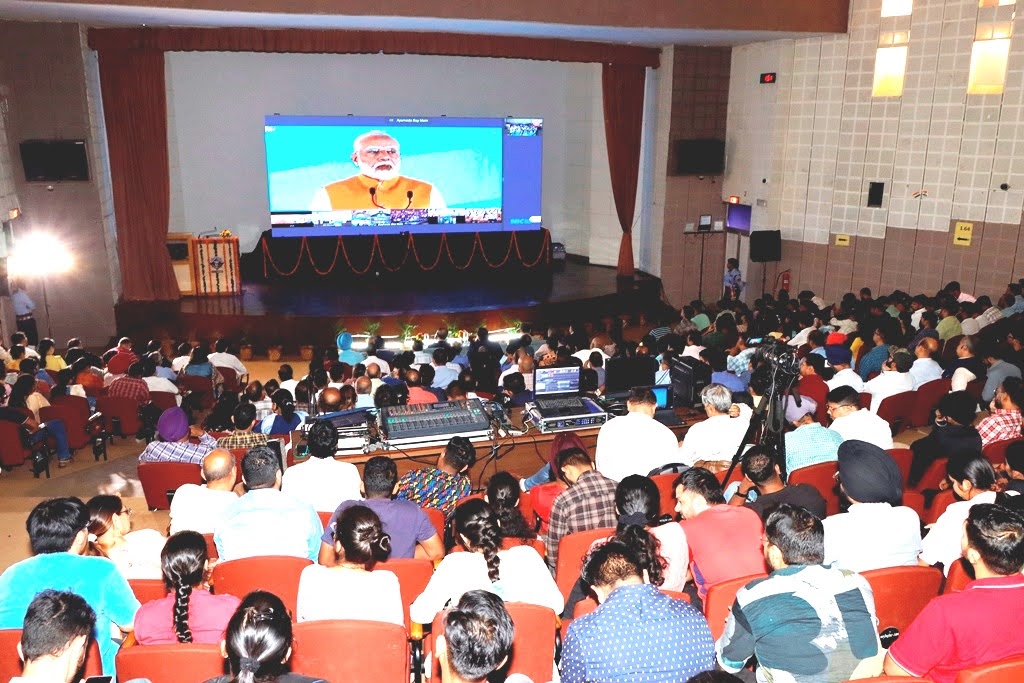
[204,591,326,683]
[134,531,239,645]
[410,497,562,624]
[295,505,403,625]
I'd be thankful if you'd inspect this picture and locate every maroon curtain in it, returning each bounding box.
[602,63,646,278]
[97,48,180,301]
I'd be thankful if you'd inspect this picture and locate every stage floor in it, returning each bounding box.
[115,261,666,350]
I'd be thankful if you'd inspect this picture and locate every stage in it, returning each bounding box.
[114,258,668,353]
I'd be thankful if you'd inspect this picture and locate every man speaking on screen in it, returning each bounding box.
[310,130,447,211]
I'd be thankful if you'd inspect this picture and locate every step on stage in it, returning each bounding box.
[114,259,667,352]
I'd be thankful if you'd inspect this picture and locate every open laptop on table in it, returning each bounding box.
[533,366,587,416]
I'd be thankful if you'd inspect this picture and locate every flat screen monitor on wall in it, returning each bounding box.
[674,138,725,175]
[19,140,89,182]
[726,202,752,233]
[264,115,543,236]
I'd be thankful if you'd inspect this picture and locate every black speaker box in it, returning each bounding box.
[749,230,782,263]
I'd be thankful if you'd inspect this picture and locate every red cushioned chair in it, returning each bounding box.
[861,565,942,635]
[650,473,680,517]
[451,537,546,557]
[886,448,913,484]
[317,510,332,530]
[876,391,916,436]
[982,438,1023,468]
[943,557,975,594]
[913,457,948,493]
[902,490,927,520]
[202,533,218,560]
[50,394,90,423]
[941,335,965,364]
[129,578,169,604]
[955,655,1024,683]
[705,573,768,641]
[421,506,446,540]
[788,461,840,516]
[0,629,102,681]
[925,489,956,526]
[844,677,931,682]
[529,481,566,535]
[40,404,90,450]
[149,390,178,412]
[116,638,226,683]
[379,557,434,629]
[554,527,616,602]
[292,620,410,683]
[210,555,312,618]
[906,378,951,428]
[425,602,558,683]
[0,421,30,469]
[214,366,241,393]
[95,395,143,437]
[179,375,215,409]
[859,392,873,410]
[138,461,203,510]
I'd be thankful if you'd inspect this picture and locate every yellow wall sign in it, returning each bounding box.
[834,234,851,246]
[954,221,973,247]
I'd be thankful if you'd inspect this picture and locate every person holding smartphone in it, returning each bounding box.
[13,590,98,683]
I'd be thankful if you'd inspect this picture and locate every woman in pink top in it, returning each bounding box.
[135,531,240,644]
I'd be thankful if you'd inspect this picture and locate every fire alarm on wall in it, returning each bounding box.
[760,73,777,84]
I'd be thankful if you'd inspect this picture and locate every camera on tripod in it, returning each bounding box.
[754,339,802,392]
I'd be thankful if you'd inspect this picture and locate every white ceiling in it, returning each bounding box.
[0,1,820,47]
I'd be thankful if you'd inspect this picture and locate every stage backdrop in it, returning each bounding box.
[164,52,638,270]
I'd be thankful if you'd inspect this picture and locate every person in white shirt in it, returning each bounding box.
[909,337,943,389]
[296,505,403,625]
[680,330,705,360]
[595,387,679,481]
[277,363,299,398]
[142,357,181,405]
[170,342,192,374]
[823,440,921,573]
[919,453,998,575]
[679,383,753,466]
[281,420,361,513]
[215,446,323,561]
[169,449,240,535]
[826,385,894,450]
[824,345,865,393]
[12,590,96,683]
[863,349,915,413]
[209,339,248,379]
[410,498,563,625]
[431,347,459,390]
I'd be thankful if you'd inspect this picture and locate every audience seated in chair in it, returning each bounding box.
[13,590,96,683]
[437,590,528,683]
[215,403,267,450]
[718,504,883,680]
[560,541,715,683]
[319,454,444,566]
[169,449,239,535]
[281,420,360,513]
[134,531,239,645]
[214,446,322,562]
[731,444,827,519]
[0,498,138,675]
[823,440,922,572]
[394,436,475,518]
[410,498,562,625]
[885,503,1024,682]
[139,407,217,466]
[296,505,403,625]
[545,447,617,570]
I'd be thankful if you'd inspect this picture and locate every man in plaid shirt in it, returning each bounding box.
[978,376,1023,448]
[106,362,150,405]
[545,447,617,570]
[216,403,269,450]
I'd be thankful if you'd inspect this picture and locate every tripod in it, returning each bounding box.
[721,364,801,484]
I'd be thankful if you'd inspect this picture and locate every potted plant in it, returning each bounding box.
[267,341,283,362]
[239,338,254,361]
[363,320,382,340]
[398,320,418,345]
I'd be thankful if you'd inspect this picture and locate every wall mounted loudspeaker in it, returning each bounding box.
[749,230,782,263]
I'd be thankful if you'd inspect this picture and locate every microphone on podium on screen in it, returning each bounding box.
[404,190,413,210]
[368,186,384,209]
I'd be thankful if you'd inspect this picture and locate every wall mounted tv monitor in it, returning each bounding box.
[264,115,543,236]
[726,202,752,233]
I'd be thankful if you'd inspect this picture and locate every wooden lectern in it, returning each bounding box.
[191,237,241,296]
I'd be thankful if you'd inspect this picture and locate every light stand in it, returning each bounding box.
[696,224,712,301]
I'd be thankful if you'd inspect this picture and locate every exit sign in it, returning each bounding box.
[760,72,777,84]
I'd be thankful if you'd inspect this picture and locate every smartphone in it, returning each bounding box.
[747,337,764,344]
[84,677,113,683]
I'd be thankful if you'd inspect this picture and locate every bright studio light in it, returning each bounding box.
[8,233,73,277]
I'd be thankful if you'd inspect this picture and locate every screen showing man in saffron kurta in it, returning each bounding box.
[264,115,543,237]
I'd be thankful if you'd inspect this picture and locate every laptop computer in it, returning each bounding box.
[635,384,682,426]
[533,366,586,416]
